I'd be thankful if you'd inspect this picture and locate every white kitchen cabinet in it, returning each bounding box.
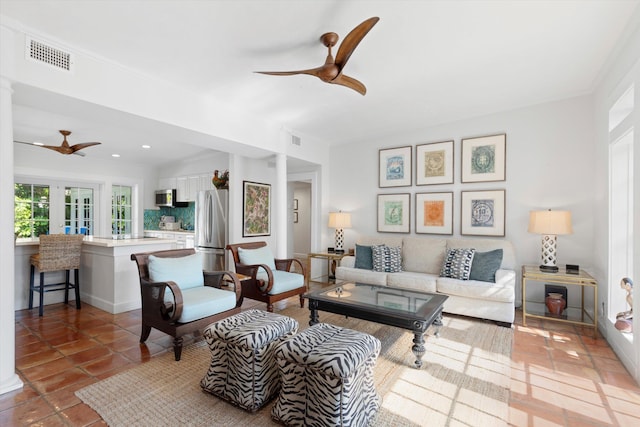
[158,177,176,190]
[176,176,189,202]
[187,175,200,201]
[199,173,214,192]
[185,235,195,249]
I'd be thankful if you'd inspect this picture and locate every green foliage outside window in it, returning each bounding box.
[14,184,50,238]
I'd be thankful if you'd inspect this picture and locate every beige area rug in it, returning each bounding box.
[76,307,512,426]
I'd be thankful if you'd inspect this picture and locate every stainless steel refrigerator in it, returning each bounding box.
[195,189,228,271]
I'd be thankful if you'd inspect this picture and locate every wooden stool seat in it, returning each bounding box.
[29,234,84,316]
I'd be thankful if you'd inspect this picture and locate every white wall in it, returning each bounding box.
[329,94,597,306]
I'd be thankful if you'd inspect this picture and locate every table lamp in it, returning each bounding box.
[528,209,573,272]
[328,211,351,253]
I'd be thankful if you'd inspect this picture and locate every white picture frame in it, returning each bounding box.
[416,140,454,185]
[379,146,412,187]
[377,193,411,233]
[461,134,506,183]
[461,189,505,237]
[415,192,453,235]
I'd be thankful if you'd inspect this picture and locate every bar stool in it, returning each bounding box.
[29,234,85,316]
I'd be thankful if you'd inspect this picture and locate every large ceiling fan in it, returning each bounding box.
[255,17,380,95]
[14,130,101,156]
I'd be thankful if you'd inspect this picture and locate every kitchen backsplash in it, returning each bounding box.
[144,203,195,230]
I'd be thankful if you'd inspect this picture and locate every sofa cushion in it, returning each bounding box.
[469,249,503,283]
[148,253,204,291]
[335,266,388,286]
[437,277,514,303]
[387,271,437,293]
[401,237,447,274]
[354,244,373,270]
[372,245,402,272]
[440,248,475,280]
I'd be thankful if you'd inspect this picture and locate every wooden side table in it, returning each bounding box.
[521,265,598,336]
[307,252,348,282]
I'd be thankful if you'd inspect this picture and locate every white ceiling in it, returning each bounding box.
[2,0,639,167]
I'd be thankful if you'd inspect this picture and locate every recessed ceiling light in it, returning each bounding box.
[33,142,44,146]
[142,144,151,149]
[112,154,120,158]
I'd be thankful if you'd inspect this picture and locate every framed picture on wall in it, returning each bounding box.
[460,189,505,236]
[377,193,410,233]
[243,181,271,237]
[461,133,506,183]
[415,140,454,185]
[379,146,412,187]
[415,192,453,235]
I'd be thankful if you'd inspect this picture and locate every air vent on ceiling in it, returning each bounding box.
[291,135,301,146]
[26,36,74,72]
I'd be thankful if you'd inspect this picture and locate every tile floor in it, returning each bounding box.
[1,296,639,426]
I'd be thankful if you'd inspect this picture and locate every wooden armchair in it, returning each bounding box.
[130,248,242,361]
[226,241,307,312]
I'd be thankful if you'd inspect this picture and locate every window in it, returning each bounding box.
[608,85,634,329]
[112,185,132,236]
[65,186,94,235]
[14,183,50,237]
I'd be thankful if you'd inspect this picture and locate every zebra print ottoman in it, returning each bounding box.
[271,323,381,427]
[200,309,298,412]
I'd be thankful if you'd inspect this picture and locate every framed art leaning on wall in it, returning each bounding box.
[377,193,410,233]
[415,192,453,235]
[460,189,505,237]
[461,133,506,183]
[379,146,412,187]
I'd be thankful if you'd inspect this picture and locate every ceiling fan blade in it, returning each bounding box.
[70,142,101,152]
[334,17,379,71]
[330,74,367,95]
[255,67,324,78]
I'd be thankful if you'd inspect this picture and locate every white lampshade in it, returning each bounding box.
[328,212,352,229]
[528,210,573,235]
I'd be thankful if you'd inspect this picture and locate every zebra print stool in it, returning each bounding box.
[200,309,298,412]
[271,323,381,427]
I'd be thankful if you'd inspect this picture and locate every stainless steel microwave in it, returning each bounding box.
[155,189,188,208]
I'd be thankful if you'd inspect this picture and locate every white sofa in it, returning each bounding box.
[335,236,516,325]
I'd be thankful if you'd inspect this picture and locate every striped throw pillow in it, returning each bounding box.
[372,245,402,273]
[440,248,476,280]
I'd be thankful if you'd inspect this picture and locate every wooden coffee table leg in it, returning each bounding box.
[412,331,425,369]
[308,300,319,326]
[433,312,443,337]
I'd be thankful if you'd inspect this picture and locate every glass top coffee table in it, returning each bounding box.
[303,281,448,368]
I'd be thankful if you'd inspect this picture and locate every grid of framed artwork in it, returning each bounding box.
[377,134,506,236]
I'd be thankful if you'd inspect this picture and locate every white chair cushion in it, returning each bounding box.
[173,286,237,323]
[148,253,204,290]
[265,270,304,295]
[238,246,277,278]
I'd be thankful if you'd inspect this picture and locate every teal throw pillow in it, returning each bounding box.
[354,244,373,270]
[469,249,503,282]
[148,252,204,290]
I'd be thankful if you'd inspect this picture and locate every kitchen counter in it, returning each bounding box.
[15,235,177,314]
[16,236,179,247]
[144,229,194,234]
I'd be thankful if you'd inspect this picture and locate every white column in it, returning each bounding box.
[275,153,287,259]
[0,76,23,394]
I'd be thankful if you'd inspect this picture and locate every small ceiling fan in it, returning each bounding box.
[14,130,101,156]
[255,16,380,95]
